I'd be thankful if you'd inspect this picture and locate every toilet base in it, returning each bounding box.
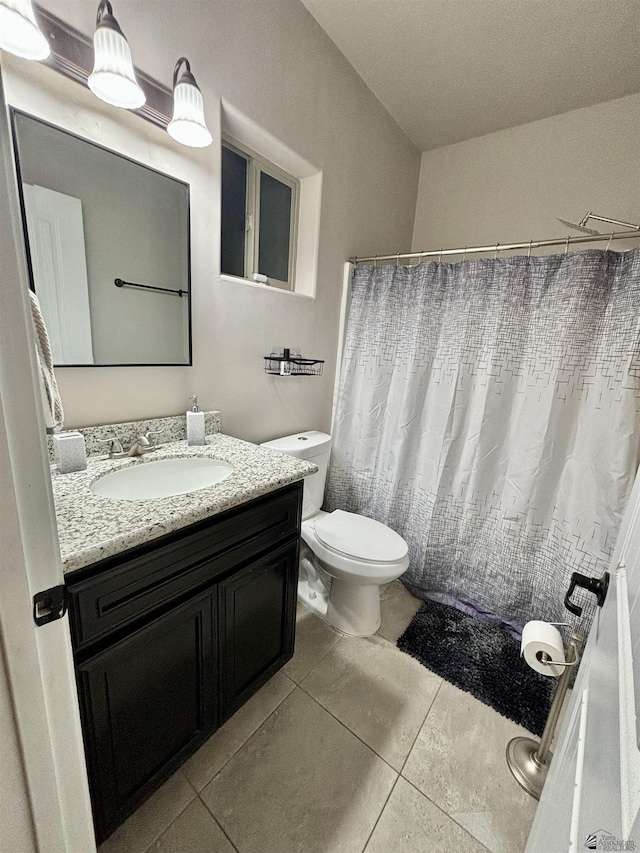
[326,579,381,637]
[297,576,330,619]
[298,579,382,637]
[297,535,397,637]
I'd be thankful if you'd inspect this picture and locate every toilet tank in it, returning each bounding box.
[260,431,331,520]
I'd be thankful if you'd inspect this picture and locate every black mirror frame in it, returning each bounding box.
[10,107,192,368]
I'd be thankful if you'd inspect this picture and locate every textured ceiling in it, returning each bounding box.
[300,0,640,151]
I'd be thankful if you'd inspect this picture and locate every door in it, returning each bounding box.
[219,539,299,720]
[0,63,95,852]
[76,590,217,843]
[22,184,94,364]
[526,469,640,851]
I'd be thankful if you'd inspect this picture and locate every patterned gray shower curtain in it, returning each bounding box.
[325,250,640,632]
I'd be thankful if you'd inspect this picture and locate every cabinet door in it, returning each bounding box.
[76,591,216,842]
[219,538,298,720]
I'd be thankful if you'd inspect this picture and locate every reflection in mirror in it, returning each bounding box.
[11,110,191,366]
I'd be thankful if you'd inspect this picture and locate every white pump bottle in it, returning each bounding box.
[186,395,205,446]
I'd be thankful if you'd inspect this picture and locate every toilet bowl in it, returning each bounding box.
[260,432,409,636]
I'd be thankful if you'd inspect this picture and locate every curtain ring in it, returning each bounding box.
[527,239,533,258]
[374,255,378,268]
[606,232,614,252]
[494,243,499,260]
[463,246,467,261]
[564,235,570,255]
[397,252,400,267]
[438,248,443,264]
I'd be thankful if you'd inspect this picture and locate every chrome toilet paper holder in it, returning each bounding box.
[507,624,582,800]
[534,623,582,669]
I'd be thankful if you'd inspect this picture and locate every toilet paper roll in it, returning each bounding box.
[521,620,565,677]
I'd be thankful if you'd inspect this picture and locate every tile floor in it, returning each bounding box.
[99,581,539,853]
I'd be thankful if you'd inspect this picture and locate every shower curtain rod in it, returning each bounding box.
[350,229,640,266]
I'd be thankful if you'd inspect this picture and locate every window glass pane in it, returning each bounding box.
[221,146,247,277]
[258,171,291,283]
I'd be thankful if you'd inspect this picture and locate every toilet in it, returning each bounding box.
[260,431,409,636]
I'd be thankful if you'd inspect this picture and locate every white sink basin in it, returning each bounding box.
[90,457,234,501]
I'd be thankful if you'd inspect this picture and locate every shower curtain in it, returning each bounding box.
[326,250,640,631]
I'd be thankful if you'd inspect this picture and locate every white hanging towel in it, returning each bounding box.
[28,289,64,432]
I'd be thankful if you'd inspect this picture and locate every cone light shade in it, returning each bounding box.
[88,0,145,109]
[167,58,212,148]
[0,0,50,60]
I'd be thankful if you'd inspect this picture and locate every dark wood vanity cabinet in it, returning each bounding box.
[66,481,302,843]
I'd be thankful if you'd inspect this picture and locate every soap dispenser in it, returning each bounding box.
[187,396,206,446]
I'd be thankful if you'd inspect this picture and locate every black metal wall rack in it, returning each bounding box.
[264,349,324,376]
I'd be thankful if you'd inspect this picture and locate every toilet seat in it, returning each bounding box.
[314,510,408,563]
[302,510,409,587]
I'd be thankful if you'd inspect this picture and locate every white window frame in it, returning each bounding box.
[222,136,299,292]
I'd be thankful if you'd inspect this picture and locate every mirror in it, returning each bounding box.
[11,110,191,366]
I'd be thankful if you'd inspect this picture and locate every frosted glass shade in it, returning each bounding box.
[0,0,50,60]
[167,81,212,148]
[88,25,145,109]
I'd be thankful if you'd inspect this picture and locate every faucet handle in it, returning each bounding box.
[143,430,163,446]
[97,437,124,457]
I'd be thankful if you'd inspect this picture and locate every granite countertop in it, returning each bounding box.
[52,433,316,574]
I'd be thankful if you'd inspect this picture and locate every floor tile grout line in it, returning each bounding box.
[398,677,536,853]
[296,681,402,775]
[197,680,401,853]
[182,768,199,797]
[197,794,241,853]
[399,775,493,853]
[189,677,297,794]
[360,773,401,852]
[138,791,196,853]
[294,611,442,774]
[398,677,444,778]
[396,675,504,851]
[285,629,343,685]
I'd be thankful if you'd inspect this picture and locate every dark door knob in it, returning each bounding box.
[564,571,610,617]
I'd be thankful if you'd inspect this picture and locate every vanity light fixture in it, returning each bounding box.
[0,0,50,60]
[167,57,212,148]
[88,0,145,110]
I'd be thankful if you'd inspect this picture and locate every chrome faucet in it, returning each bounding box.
[98,431,162,459]
[97,437,126,459]
[127,431,163,457]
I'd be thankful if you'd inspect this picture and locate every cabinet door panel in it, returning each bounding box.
[77,591,216,842]
[219,539,298,720]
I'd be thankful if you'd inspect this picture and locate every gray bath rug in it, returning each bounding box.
[397,598,555,736]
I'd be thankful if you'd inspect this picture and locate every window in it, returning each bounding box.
[221,139,299,291]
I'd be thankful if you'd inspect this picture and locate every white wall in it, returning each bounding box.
[412,92,640,254]
[5,0,419,442]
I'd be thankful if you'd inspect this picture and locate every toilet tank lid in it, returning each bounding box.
[314,510,408,563]
[260,431,331,458]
